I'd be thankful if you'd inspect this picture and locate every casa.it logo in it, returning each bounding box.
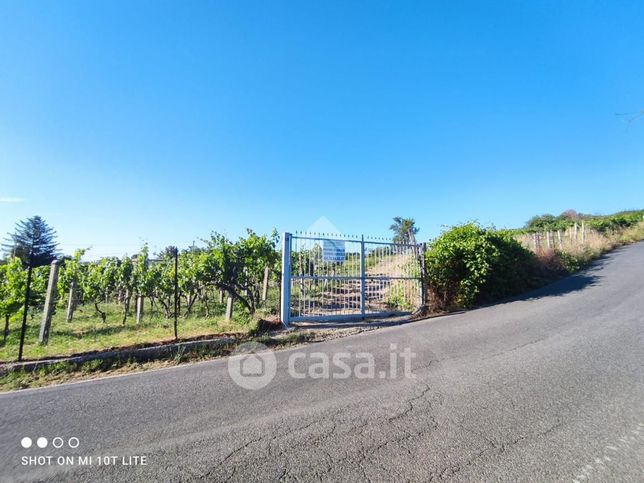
[227,342,277,390]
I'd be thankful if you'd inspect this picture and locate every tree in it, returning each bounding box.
[559,209,579,220]
[155,246,180,260]
[3,216,58,361]
[0,257,26,343]
[132,245,152,323]
[57,249,87,322]
[202,230,279,314]
[81,258,117,323]
[132,245,151,298]
[147,252,176,318]
[2,216,59,267]
[177,248,205,316]
[116,255,135,324]
[389,217,419,244]
[524,214,558,231]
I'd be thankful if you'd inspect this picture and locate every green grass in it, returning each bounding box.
[0,354,202,391]
[0,289,281,362]
[0,331,313,392]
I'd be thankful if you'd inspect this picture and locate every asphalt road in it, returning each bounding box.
[1,243,643,482]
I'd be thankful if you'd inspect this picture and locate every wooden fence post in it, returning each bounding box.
[557,230,563,250]
[262,266,270,302]
[66,281,76,322]
[39,260,60,345]
[136,295,144,324]
[225,296,234,321]
[581,221,586,243]
[17,259,34,362]
[173,247,179,340]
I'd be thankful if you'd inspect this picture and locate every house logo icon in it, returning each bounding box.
[240,353,265,377]
[228,342,277,390]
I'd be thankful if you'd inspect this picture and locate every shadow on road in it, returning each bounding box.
[293,251,618,329]
[292,314,420,330]
[509,272,600,303]
[295,270,600,329]
[483,249,620,308]
[292,311,467,330]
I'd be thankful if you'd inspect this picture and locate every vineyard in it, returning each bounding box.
[516,209,644,234]
[513,211,644,271]
[422,212,644,311]
[1,210,643,363]
[0,231,281,362]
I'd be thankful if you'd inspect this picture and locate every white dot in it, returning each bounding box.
[21,437,32,448]
[36,437,48,448]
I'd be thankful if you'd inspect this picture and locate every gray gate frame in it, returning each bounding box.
[280,232,426,327]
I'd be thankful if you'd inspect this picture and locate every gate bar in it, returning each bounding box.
[360,235,366,317]
[280,232,292,327]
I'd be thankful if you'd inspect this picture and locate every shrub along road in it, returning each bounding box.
[1,243,643,482]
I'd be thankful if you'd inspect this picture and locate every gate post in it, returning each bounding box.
[360,235,366,317]
[280,232,292,327]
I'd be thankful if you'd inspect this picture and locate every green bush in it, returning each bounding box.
[385,281,416,311]
[587,211,644,233]
[556,251,583,273]
[522,210,644,234]
[425,223,536,310]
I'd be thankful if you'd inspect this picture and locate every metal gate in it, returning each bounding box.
[280,232,425,325]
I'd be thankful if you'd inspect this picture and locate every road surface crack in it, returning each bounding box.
[387,383,432,423]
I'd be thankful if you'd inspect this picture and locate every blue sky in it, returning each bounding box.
[1,1,642,258]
